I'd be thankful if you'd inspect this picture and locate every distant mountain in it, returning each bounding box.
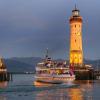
[4,57,42,72]
[3,57,100,72]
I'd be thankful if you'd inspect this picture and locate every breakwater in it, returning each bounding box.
[0,72,12,81]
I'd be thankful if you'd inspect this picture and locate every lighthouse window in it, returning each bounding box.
[75,25,76,28]
[75,39,76,42]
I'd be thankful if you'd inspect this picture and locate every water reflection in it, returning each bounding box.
[0,81,8,88]
[68,88,83,100]
[0,76,95,100]
[0,81,8,100]
[67,80,93,100]
[33,81,69,100]
[33,81,53,87]
[33,80,93,100]
[0,96,7,100]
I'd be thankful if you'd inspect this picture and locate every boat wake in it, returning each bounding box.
[0,84,79,93]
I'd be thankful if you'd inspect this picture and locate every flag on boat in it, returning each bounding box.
[69,64,74,76]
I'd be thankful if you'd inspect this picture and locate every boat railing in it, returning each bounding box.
[36,66,69,69]
[36,73,75,78]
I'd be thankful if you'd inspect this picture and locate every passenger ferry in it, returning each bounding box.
[34,49,75,84]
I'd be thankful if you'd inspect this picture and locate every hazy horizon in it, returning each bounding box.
[3,56,100,61]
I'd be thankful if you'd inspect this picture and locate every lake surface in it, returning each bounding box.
[0,74,100,100]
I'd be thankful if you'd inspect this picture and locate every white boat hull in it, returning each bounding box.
[34,74,75,83]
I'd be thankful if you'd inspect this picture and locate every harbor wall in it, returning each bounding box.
[74,70,96,80]
[0,72,11,81]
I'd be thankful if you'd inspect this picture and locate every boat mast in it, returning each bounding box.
[45,48,49,59]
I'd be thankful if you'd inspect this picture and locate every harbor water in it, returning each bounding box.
[0,74,100,100]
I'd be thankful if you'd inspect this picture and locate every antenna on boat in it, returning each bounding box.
[45,48,49,58]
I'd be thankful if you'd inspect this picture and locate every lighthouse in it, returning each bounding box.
[69,5,83,67]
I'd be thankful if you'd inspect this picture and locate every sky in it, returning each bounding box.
[0,0,100,60]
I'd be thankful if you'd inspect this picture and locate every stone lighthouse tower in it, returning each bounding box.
[69,6,83,67]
